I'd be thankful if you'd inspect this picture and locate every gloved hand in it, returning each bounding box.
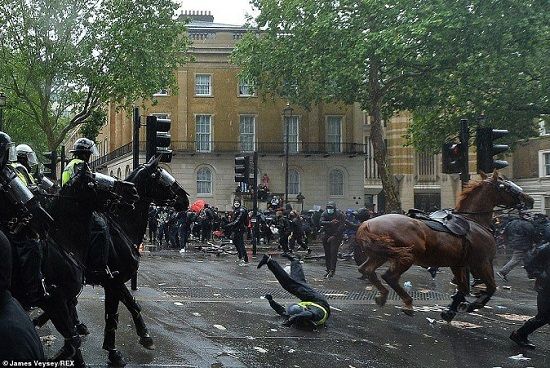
[264,294,273,301]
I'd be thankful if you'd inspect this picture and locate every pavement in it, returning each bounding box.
[36,241,550,368]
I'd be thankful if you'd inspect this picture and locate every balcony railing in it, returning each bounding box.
[91,141,366,169]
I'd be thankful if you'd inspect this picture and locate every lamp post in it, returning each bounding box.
[0,92,6,131]
[283,103,294,204]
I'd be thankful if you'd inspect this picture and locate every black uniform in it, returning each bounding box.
[511,243,550,348]
[320,208,346,277]
[227,205,249,262]
[276,213,291,253]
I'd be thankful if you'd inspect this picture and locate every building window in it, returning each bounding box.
[326,116,342,153]
[195,74,212,96]
[289,169,300,195]
[196,115,212,152]
[152,113,169,120]
[240,115,255,152]
[239,79,255,96]
[116,168,122,179]
[539,150,550,177]
[364,137,379,179]
[125,165,131,178]
[197,167,213,195]
[283,116,299,153]
[153,89,169,96]
[329,169,344,196]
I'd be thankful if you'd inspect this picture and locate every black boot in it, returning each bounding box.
[510,331,536,349]
[133,313,155,350]
[51,335,81,361]
[102,313,118,351]
[76,323,90,336]
[257,254,271,269]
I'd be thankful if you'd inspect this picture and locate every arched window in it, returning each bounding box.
[288,169,300,195]
[197,167,213,195]
[116,168,122,179]
[125,165,131,178]
[109,170,114,177]
[329,169,344,196]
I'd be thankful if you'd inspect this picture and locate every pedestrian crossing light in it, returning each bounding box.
[43,150,57,180]
[476,127,509,173]
[146,115,172,163]
[442,142,465,174]
[234,156,250,183]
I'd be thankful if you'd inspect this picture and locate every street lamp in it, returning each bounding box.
[0,92,6,131]
[283,103,294,204]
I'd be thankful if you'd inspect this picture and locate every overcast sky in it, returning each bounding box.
[176,0,257,25]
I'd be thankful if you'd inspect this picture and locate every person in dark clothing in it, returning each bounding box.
[257,253,330,329]
[288,210,311,253]
[226,199,249,265]
[0,229,45,361]
[147,206,158,243]
[510,242,550,349]
[497,213,537,282]
[275,210,291,254]
[200,204,214,243]
[320,201,346,278]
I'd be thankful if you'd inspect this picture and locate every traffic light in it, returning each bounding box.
[476,127,509,172]
[442,142,465,174]
[43,151,57,180]
[234,156,250,183]
[146,115,172,163]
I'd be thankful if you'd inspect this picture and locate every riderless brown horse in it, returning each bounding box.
[356,170,534,321]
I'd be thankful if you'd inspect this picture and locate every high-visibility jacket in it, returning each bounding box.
[61,158,85,186]
[10,163,36,187]
[297,301,329,325]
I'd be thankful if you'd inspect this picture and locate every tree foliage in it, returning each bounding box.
[233,0,548,211]
[0,0,190,150]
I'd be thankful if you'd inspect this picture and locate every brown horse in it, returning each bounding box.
[356,170,534,321]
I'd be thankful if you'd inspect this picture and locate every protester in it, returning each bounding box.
[320,201,346,278]
[148,205,158,243]
[225,199,249,265]
[288,210,311,254]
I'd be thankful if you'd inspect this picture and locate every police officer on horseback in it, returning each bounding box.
[14,144,55,194]
[62,137,114,284]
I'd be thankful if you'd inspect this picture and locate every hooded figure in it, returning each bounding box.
[226,199,249,265]
[0,229,45,360]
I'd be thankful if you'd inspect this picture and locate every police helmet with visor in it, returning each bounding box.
[16,144,38,168]
[70,138,99,156]
[0,132,17,169]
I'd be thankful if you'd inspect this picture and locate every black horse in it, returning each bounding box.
[44,157,188,366]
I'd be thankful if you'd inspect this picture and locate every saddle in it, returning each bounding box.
[407,209,470,237]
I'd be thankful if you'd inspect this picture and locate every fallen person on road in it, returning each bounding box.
[257,254,330,329]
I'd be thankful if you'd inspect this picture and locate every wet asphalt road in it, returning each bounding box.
[37,243,549,368]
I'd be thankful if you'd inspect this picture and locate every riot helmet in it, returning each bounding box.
[286,303,305,316]
[0,132,16,170]
[70,138,99,161]
[16,144,38,170]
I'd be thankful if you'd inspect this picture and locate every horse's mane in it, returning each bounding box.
[456,179,484,208]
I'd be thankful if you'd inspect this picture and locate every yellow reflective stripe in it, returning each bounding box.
[10,163,28,186]
[297,301,329,325]
[62,159,84,186]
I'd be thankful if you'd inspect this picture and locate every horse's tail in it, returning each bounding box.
[357,229,413,262]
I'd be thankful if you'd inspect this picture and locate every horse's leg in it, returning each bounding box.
[41,291,85,367]
[103,283,126,367]
[463,262,497,312]
[67,298,90,336]
[117,282,155,349]
[359,257,389,306]
[381,258,414,316]
[441,266,469,322]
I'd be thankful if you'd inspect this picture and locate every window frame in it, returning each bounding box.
[288,169,300,195]
[238,78,256,97]
[283,115,300,154]
[538,150,550,177]
[195,74,212,97]
[329,168,344,197]
[153,89,169,97]
[326,115,343,153]
[195,114,213,152]
[239,114,256,152]
[196,166,213,196]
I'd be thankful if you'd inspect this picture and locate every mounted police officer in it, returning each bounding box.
[0,133,49,307]
[62,137,113,284]
[14,144,55,194]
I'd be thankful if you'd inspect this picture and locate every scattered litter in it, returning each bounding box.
[288,349,296,353]
[253,346,268,354]
[349,366,357,368]
[325,293,348,297]
[496,314,532,322]
[508,354,531,361]
[404,281,413,291]
[245,300,252,304]
[414,305,444,312]
[502,286,512,290]
[158,283,166,286]
[213,293,221,296]
[192,312,201,317]
[384,343,398,350]
[213,324,227,331]
[418,289,431,294]
[174,302,184,306]
[40,335,56,346]
[483,305,493,309]
[245,336,255,340]
[259,296,265,299]
[365,286,373,291]
[426,318,435,324]
[331,306,343,312]
[270,328,278,332]
[448,321,482,329]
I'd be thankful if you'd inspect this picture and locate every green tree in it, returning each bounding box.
[0,0,190,150]
[233,0,548,212]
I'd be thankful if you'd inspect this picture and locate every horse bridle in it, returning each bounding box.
[453,179,526,216]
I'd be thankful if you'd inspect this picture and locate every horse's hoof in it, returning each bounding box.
[139,336,155,350]
[441,310,456,322]
[76,323,90,336]
[374,294,387,307]
[402,307,414,317]
[107,349,127,367]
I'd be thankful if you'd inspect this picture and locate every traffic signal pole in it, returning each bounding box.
[131,107,140,291]
[252,151,258,255]
[459,119,470,188]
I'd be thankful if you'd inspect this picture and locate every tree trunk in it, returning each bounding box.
[368,58,401,213]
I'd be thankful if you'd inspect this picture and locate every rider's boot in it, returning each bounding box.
[51,335,81,361]
[103,313,126,367]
